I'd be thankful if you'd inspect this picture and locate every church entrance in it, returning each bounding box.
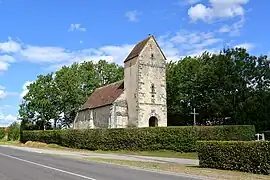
[149,116,158,127]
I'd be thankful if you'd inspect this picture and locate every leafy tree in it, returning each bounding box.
[19,60,124,129]
[167,48,270,132]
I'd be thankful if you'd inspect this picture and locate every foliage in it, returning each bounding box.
[0,127,6,139]
[19,60,124,129]
[8,122,20,141]
[263,130,270,140]
[18,47,270,132]
[21,125,255,152]
[167,48,270,132]
[196,141,270,175]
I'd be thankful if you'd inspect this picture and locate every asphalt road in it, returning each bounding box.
[0,146,205,180]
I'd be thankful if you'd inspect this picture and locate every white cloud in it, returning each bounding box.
[0,112,17,127]
[0,37,21,53]
[160,30,223,60]
[234,43,255,51]
[0,87,5,99]
[218,18,245,36]
[0,61,9,72]
[0,38,20,72]
[79,40,83,44]
[0,86,19,99]
[68,24,86,32]
[0,25,254,72]
[20,45,71,63]
[188,0,249,23]
[20,81,34,99]
[125,10,141,22]
[0,55,16,72]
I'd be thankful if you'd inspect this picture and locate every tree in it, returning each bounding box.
[167,48,270,131]
[19,60,124,129]
[22,73,60,129]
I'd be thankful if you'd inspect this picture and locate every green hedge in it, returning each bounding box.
[21,125,255,152]
[0,127,6,139]
[197,141,270,175]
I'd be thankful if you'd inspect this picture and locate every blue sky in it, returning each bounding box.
[0,0,268,126]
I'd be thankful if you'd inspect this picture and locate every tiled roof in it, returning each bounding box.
[124,36,151,63]
[80,80,124,110]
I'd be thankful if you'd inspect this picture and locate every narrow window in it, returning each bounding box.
[151,53,154,59]
[151,84,155,94]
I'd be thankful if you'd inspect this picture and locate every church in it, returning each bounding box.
[73,35,167,129]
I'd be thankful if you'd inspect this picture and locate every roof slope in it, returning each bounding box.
[81,80,124,110]
[124,36,151,63]
[123,35,166,63]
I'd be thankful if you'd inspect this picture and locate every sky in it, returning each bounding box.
[0,0,269,126]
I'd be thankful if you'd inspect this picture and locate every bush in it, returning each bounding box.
[21,126,255,152]
[263,130,270,140]
[8,122,20,141]
[0,127,6,139]
[21,125,255,152]
[197,141,270,175]
[196,125,255,141]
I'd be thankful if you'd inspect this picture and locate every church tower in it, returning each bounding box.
[124,35,167,127]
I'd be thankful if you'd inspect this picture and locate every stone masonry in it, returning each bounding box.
[73,35,167,129]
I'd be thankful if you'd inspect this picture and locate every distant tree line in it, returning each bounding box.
[19,48,270,132]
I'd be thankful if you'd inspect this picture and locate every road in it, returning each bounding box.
[1,145,199,165]
[0,146,205,180]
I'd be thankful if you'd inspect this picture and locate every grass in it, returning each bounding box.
[0,139,20,145]
[1,140,198,159]
[83,157,270,180]
[94,150,198,159]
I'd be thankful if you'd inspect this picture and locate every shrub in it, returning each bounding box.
[0,127,6,139]
[8,122,20,141]
[263,130,270,140]
[196,125,255,141]
[21,125,255,152]
[197,141,270,175]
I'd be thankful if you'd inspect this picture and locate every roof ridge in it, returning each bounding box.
[123,35,152,63]
[95,80,124,90]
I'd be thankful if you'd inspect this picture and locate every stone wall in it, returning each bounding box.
[136,37,167,127]
[124,56,139,127]
[92,105,111,128]
[74,109,94,129]
[112,92,128,128]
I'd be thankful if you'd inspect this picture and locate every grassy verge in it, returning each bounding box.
[94,150,198,159]
[0,139,20,145]
[1,140,197,159]
[83,158,270,180]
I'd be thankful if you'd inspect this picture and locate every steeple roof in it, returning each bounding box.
[123,35,166,63]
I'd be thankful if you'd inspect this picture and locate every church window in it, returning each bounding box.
[151,84,155,94]
[151,53,154,59]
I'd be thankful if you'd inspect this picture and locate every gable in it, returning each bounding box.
[123,35,166,63]
[80,80,124,110]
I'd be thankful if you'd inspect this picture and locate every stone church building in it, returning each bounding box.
[73,35,167,129]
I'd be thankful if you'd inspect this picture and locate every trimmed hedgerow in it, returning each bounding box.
[197,141,270,175]
[21,125,255,152]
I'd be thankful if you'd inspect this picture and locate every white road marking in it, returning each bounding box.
[0,152,96,180]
